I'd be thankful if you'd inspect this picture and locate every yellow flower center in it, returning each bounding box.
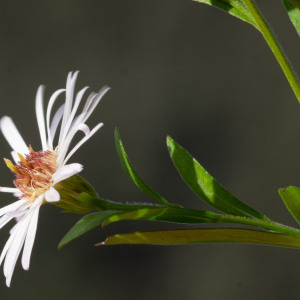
[4,147,58,204]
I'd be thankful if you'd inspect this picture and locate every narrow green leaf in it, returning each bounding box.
[115,128,176,207]
[282,0,300,36]
[167,136,269,220]
[102,228,300,249]
[194,0,258,29]
[59,207,222,248]
[58,210,123,249]
[103,207,222,226]
[278,186,300,224]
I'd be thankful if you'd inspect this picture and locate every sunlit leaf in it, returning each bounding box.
[103,207,222,226]
[115,128,176,207]
[278,186,300,224]
[194,0,259,29]
[282,0,300,36]
[102,228,300,248]
[167,136,269,220]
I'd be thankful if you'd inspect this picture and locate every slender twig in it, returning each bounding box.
[243,0,300,102]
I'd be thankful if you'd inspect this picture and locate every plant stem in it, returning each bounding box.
[243,0,300,102]
[221,214,300,237]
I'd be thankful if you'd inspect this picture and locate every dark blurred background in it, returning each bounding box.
[0,0,299,298]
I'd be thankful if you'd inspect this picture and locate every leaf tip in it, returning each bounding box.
[166,135,172,145]
[95,238,108,247]
[57,240,66,250]
[114,126,120,136]
[166,135,176,154]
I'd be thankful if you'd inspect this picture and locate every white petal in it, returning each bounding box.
[9,220,20,236]
[62,123,103,166]
[0,215,13,230]
[60,90,106,161]
[0,186,22,198]
[7,210,27,219]
[81,92,97,116]
[0,232,14,267]
[10,151,20,164]
[56,85,108,165]
[13,191,22,198]
[46,88,65,149]
[0,187,19,194]
[58,71,79,146]
[0,200,27,217]
[57,114,85,164]
[44,186,60,202]
[62,86,89,141]
[4,216,30,287]
[35,85,47,150]
[0,117,29,155]
[21,204,41,270]
[78,123,90,136]
[52,163,83,184]
[81,86,110,124]
[49,104,65,144]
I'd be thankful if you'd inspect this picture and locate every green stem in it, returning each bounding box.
[243,0,300,102]
[93,197,166,210]
[221,214,300,237]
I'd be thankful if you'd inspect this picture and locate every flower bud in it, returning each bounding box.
[52,174,101,214]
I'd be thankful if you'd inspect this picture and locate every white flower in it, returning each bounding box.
[0,71,110,287]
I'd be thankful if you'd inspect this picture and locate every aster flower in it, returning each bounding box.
[0,71,110,287]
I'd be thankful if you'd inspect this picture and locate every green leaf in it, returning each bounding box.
[102,228,300,249]
[58,210,123,249]
[167,136,269,220]
[103,207,222,226]
[115,128,177,207]
[59,207,222,248]
[278,186,300,224]
[193,0,259,29]
[282,0,300,36]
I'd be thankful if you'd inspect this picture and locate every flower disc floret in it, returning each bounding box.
[4,147,58,204]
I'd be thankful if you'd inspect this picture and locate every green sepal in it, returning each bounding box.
[52,175,100,214]
[193,0,259,30]
[279,186,300,224]
[167,136,269,220]
[115,128,178,207]
[102,228,300,249]
[282,0,300,36]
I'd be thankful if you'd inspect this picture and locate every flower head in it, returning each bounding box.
[0,71,109,286]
